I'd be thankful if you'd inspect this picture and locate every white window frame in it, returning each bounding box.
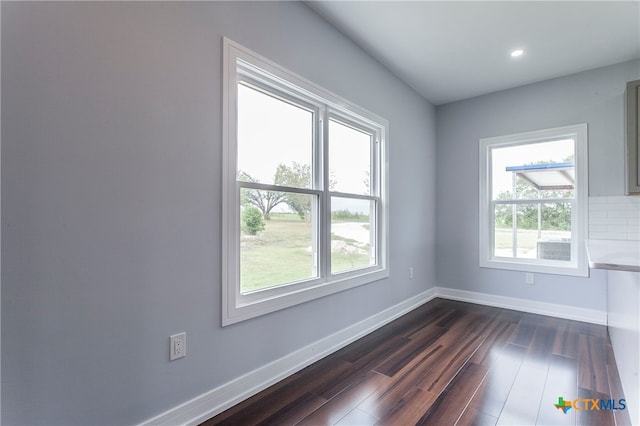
[222,38,389,325]
[479,124,589,277]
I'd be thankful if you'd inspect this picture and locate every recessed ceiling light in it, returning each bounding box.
[511,49,524,58]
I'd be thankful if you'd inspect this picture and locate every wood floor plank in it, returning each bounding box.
[375,386,437,426]
[528,322,558,359]
[434,307,469,329]
[204,299,627,426]
[203,373,303,425]
[571,320,608,339]
[327,335,410,398]
[456,408,498,426]
[300,356,368,400]
[334,408,378,426]
[495,363,549,426]
[359,344,447,420]
[332,328,406,364]
[461,343,526,420]
[578,334,609,394]
[575,388,615,426]
[405,306,454,335]
[296,371,389,426]
[406,322,448,343]
[468,320,516,367]
[508,313,539,347]
[496,322,558,425]
[552,320,580,359]
[254,392,327,426]
[535,354,578,426]
[415,362,488,425]
[387,300,455,338]
[416,331,485,394]
[373,325,447,377]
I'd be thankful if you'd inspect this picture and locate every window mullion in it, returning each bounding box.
[238,181,321,196]
[369,131,376,197]
[320,107,330,281]
[328,191,379,202]
[493,197,574,205]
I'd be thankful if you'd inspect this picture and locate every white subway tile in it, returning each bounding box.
[589,231,628,240]
[607,225,634,233]
[588,196,607,204]
[626,196,640,205]
[588,232,609,239]
[604,196,624,204]
[607,203,632,212]
[589,217,608,225]
[588,210,607,218]
[589,203,608,211]
[606,232,629,240]
[589,224,607,233]
[590,217,628,225]
[588,196,640,240]
[608,209,637,218]
[610,196,631,203]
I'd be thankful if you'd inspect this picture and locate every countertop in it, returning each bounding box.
[585,239,640,272]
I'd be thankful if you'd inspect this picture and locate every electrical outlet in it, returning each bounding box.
[170,332,186,361]
[525,272,535,285]
[409,267,414,279]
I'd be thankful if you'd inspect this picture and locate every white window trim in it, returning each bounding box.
[222,38,389,326]
[479,123,589,277]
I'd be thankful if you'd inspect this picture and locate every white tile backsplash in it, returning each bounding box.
[589,196,640,240]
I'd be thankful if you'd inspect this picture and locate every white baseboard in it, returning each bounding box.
[435,287,607,325]
[138,288,437,426]
[139,286,605,425]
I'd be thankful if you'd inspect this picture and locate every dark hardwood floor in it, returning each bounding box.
[203,298,631,426]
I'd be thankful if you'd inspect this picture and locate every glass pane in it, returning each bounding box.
[494,202,572,261]
[237,84,312,188]
[240,188,317,293]
[494,203,515,258]
[329,120,372,195]
[538,202,572,261]
[491,139,575,201]
[331,197,375,274]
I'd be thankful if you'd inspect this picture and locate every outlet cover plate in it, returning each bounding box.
[525,272,535,285]
[170,332,186,361]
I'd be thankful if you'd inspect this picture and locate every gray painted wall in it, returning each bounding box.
[1,2,436,424]
[435,60,640,310]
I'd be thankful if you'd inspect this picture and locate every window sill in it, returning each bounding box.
[222,267,389,326]
[480,257,589,277]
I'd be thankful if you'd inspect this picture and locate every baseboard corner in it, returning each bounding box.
[138,288,437,426]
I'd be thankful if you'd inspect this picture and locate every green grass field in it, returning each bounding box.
[240,213,370,293]
[494,227,570,258]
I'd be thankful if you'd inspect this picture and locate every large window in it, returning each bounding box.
[479,124,588,277]
[222,39,388,325]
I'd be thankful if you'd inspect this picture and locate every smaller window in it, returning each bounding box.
[479,124,588,277]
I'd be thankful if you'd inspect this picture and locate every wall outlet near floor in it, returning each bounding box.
[170,332,186,361]
[409,267,414,279]
[525,272,535,285]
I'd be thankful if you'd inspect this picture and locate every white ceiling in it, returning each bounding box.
[306,1,640,105]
